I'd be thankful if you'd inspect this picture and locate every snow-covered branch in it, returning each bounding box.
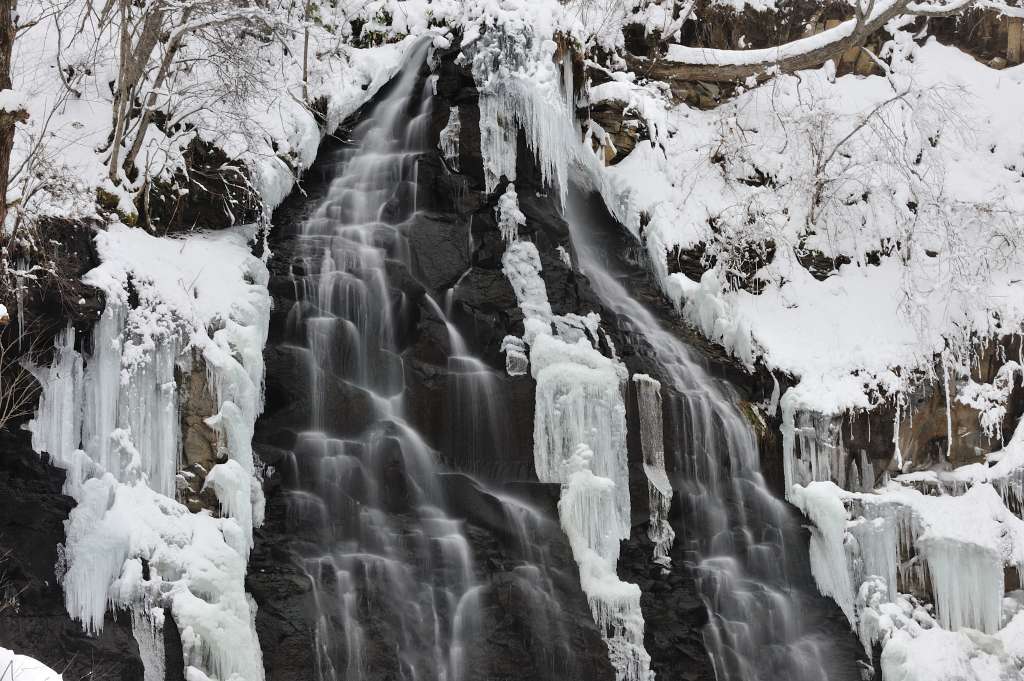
[632,0,979,82]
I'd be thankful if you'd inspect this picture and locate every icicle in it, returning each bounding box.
[921,538,1003,634]
[559,445,653,681]
[533,352,631,540]
[942,350,953,462]
[438,106,461,171]
[632,374,674,567]
[82,296,127,473]
[790,482,856,623]
[133,607,167,681]
[768,371,780,417]
[893,393,903,473]
[31,224,272,681]
[25,325,84,466]
[469,32,579,206]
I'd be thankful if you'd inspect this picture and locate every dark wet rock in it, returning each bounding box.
[405,212,471,292]
[140,136,262,233]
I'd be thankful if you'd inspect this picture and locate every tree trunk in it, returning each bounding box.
[0,0,22,232]
[108,0,131,183]
[302,0,311,102]
[109,0,163,184]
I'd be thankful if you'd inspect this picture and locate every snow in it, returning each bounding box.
[862,586,1024,681]
[6,2,415,228]
[0,647,62,681]
[62,476,263,681]
[793,468,1024,681]
[665,5,864,66]
[586,37,1024,418]
[27,224,271,681]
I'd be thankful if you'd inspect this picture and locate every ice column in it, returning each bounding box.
[500,230,651,681]
[439,106,461,170]
[26,325,83,467]
[633,374,674,567]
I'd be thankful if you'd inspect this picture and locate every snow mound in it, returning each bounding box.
[0,647,62,681]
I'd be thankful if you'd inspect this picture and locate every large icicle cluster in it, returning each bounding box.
[498,188,652,680]
[780,394,877,495]
[27,223,271,681]
[467,27,580,206]
[790,455,1024,680]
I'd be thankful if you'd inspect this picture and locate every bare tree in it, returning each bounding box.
[0,319,51,432]
[106,0,289,187]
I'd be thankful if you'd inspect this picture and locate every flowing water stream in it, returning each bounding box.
[565,189,863,681]
[273,42,596,681]
[279,41,483,681]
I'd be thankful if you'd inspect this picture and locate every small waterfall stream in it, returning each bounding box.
[565,189,863,681]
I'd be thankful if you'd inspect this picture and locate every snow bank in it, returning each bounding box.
[0,647,62,681]
[27,224,271,681]
[589,38,1024,418]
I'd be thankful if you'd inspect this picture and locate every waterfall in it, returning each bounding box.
[565,189,862,681]
[279,40,480,679]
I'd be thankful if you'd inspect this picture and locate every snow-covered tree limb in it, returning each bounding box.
[629,0,979,83]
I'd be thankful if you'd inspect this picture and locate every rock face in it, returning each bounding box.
[177,352,222,513]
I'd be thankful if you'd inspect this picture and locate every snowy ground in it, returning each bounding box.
[0,647,62,681]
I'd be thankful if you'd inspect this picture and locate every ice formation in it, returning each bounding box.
[794,473,1024,670]
[495,183,527,244]
[632,374,674,567]
[469,30,580,206]
[781,392,878,496]
[439,105,461,170]
[26,224,271,681]
[500,220,651,680]
[500,335,529,377]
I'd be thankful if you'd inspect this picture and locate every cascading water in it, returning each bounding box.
[565,189,863,681]
[269,42,603,681]
[279,42,484,680]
